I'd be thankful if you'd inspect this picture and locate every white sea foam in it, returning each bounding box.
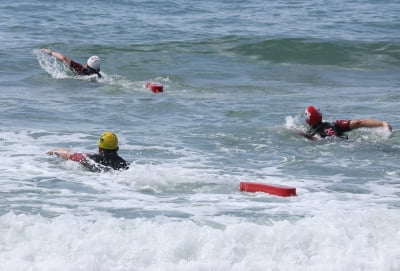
[0,207,399,271]
[2,127,399,270]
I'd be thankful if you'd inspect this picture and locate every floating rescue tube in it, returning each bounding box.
[239,182,297,197]
[145,82,163,93]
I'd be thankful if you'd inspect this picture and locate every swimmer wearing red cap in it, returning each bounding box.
[41,49,102,78]
[302,106,392,140]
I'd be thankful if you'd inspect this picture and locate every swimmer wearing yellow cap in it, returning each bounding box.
[47,132,128,172]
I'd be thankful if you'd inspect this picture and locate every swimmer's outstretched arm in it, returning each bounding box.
[349,119,392,132]
[46,148,72,160]
[41,49,72,66]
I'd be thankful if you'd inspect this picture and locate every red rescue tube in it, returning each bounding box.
[240,182,297,197]
[145,82,163,93]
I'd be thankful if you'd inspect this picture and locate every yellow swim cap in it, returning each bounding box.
[98,131,118,150]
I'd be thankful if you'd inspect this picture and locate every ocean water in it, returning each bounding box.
[1,0,400,270]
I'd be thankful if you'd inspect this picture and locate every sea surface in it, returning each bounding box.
[1,0,400,270]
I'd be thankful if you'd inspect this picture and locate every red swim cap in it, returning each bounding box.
[304,106,322,126]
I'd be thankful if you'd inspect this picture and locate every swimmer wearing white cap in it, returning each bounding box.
[41,48,101,78]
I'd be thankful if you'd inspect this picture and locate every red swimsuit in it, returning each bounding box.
[306,120,351,139]
[69,60,100,77]
[69,152,128,172]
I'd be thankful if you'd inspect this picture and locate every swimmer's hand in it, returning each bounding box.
[41,48,52,55]
[298,132,317,140]
[384,122,392,132]
[47,148,71,160]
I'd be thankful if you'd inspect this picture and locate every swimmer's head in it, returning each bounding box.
[305,106,322,126]
[87,56,100,71]
[98,131,118,150]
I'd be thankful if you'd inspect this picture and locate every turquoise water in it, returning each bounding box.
[1,1,400,270]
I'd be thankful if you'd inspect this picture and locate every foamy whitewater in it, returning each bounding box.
[1,0,400,270]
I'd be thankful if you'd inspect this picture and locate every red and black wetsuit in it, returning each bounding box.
[70,60,101,78]
[70,150,128,172]
[306,120,351,139]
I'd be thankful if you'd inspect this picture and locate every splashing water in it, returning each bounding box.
[34,49,70,79]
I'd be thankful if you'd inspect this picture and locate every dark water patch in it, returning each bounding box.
[230,38,400,69]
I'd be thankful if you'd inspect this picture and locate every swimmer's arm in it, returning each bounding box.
[349,120,392,132]
[47,148,87,162]
[298,132,317,140]
[41,49,72,66]
[46,148,72,160]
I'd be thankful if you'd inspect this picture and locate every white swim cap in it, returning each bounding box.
[87,56,100,70]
